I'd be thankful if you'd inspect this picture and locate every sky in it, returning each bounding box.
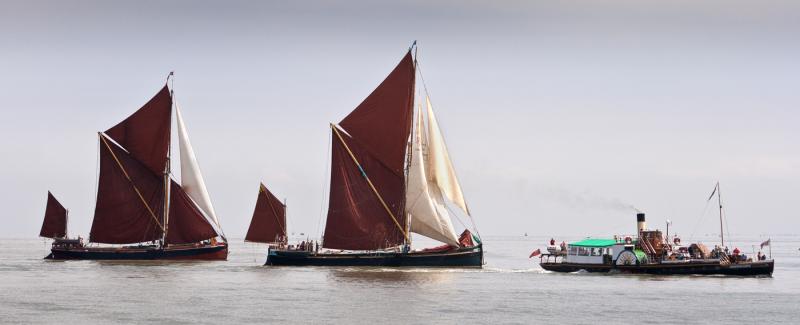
[1,0,798,241]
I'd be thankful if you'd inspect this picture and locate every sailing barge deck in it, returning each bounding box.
[46,241,228,260]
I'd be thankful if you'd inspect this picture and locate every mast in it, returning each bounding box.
[162,72,174,248]
[717,182,724,248]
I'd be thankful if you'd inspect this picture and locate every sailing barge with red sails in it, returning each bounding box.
[266,44,483,267]
[42,76,228,260]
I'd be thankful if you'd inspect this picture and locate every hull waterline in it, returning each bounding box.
[46,243,228,261]
[267,245,483,267]
[540,260,774,276]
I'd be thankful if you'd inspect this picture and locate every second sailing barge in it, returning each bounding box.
[266,44,483,267]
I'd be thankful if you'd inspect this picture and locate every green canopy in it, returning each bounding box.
[569,238,617,247]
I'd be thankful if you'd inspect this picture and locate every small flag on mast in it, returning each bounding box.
[760,239,771,249]
[529,248,541,258]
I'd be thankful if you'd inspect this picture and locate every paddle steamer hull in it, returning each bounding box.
[266,245,483,267]
[540,260,773,276]
[46,243,228,260]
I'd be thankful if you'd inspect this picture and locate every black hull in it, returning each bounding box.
[46,243,228,260]
[266,245,483,267]
[541,260,774,276]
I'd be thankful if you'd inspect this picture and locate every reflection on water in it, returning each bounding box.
[327,267,457,285]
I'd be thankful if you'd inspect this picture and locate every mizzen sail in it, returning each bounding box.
[245,183,286,244]
[40,191,68,239]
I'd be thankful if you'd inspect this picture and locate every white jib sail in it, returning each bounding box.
[406,104,460,246]
[176,105,222,232]
[425,96,470,215]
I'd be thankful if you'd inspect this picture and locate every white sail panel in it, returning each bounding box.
[425,97,470,215]
[176,105,222,231]
[406,105,459,246]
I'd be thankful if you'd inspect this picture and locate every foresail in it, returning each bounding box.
[176,105,222,233]
[166,180,218,244]
[406,106,459,246]
[425,97,470,215]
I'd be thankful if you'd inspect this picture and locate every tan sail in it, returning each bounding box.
[425,96,469,215]
[406,104,459,246]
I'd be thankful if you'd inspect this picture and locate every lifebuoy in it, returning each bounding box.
[673,237,681,245]
[624,236,632,244]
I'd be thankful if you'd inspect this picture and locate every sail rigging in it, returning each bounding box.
[245,183,287,243]
[176,104,223,235]
[40,191,68,239]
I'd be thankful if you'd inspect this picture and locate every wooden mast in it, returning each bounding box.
[162,72,174,248]
[717,182,724,248]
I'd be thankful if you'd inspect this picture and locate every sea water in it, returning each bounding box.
[1,235,798,324]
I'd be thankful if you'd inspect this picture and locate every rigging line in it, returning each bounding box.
[331,124,410,243]
[316,129,332,240]
[98,133,165,231]
[688,197,712,242]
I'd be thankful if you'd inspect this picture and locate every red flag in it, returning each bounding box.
[529,248,541,258]
[760,239,771,249]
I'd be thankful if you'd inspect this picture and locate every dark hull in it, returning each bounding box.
[46,243,228,260]
[541,260,774,276]
[266,246,483,267]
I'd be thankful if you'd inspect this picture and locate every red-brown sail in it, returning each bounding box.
[339,51,415,175]
[105,85,172,175]
[40,191,67,238]
[91,136,164,244]
[244,183,286,243]
[166,180,218,244]
[323,129,406,250]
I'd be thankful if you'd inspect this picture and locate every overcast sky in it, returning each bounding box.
[1,0,798,241]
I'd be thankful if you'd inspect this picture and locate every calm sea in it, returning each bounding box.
[1,235,798,324]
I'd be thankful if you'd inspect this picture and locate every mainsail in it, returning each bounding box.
[406,105,459,246]
[322,51,415,250]
[89,83,219,245]
[176,105,222,233]
[245,183,286,243]
[40,191,68,239]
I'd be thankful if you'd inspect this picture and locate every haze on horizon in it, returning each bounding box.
[1,0,797,242]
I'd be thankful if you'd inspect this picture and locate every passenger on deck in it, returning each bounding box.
[757,251,762,261]
[549,238,555,246]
